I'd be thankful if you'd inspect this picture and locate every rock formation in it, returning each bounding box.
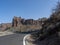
[12,16,47,27]
[0,23,12,31]
[0,16,47,31]
[12,16,22,27]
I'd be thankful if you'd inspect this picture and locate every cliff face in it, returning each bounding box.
[12,16,44,27]
[11,16,47,32]
[0,16,47,31]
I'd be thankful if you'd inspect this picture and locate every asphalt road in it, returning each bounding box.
[0,33,26,45]
[0,32,60,45]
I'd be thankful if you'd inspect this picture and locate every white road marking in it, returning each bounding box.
[23,34,31,45]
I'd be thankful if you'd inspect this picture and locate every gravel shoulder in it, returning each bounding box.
[0,31,14,36]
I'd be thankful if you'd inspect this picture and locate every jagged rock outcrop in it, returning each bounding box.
[11,16,47,32]
[12,16,23,27]
[12,16,47,27]
[0,16,47,31]
[24,19,34,25]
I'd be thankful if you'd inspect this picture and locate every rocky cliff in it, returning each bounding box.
[12,16,47,27]
[11,16,47,32]
[0,16,47,31]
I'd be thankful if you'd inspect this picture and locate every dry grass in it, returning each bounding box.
[12,25,42,32]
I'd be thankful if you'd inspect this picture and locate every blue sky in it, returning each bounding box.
[0,0,58,23]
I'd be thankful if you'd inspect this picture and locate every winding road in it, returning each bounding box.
[0,32,60,45]
[0,33,26,45]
